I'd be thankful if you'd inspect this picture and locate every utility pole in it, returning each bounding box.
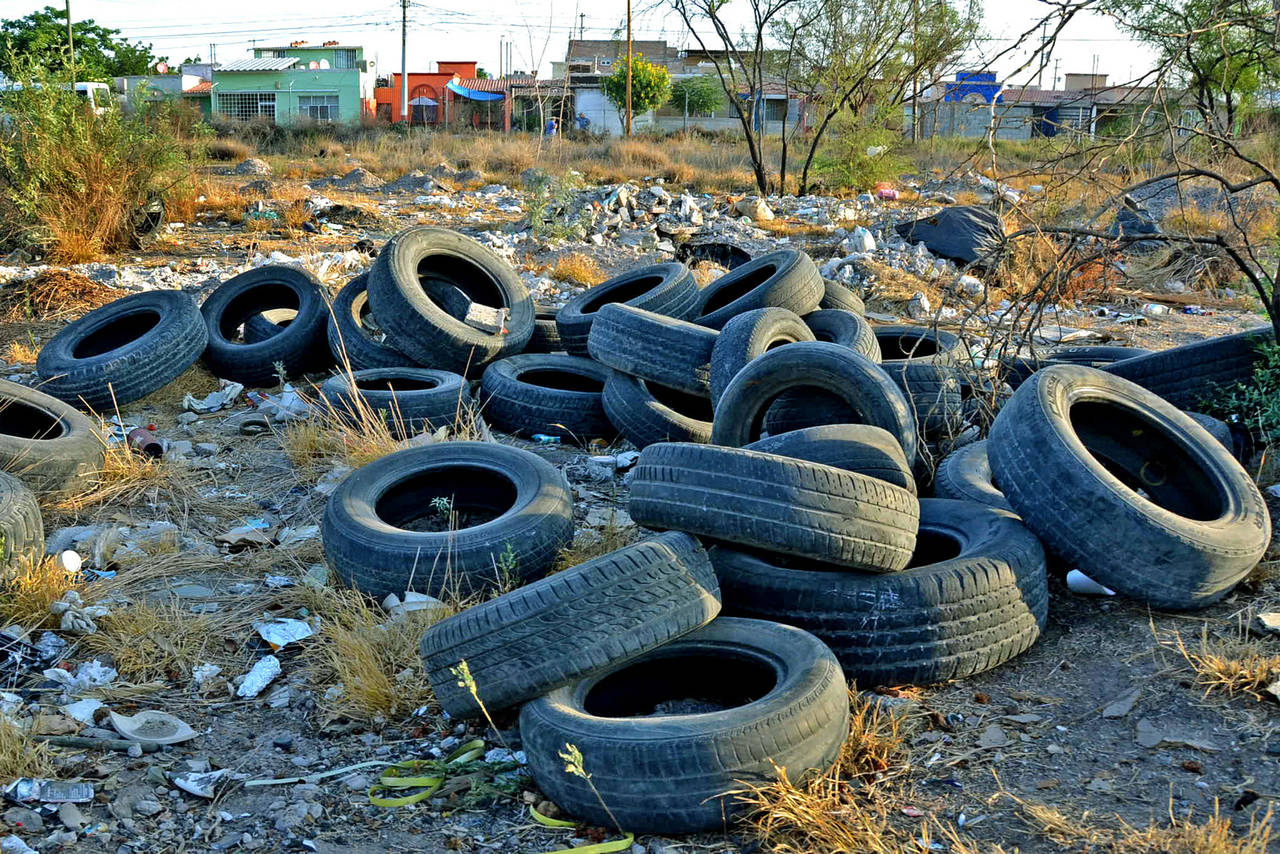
[499,36,504,78]
[65,0,74,68]
[625,0,632,136]
[579,13,585,39]
[910,0,918,143]
[400,0,409,123]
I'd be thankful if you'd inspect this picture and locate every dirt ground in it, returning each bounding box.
[0,165,1276,854]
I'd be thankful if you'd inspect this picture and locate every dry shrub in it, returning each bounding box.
[301,586,450,723]
[1165,204,1230,236]
[608,139,673,171]
[1162,625,1280,701]
[0,718,54,780]
[315,138,346,158]
[0,269,118,323]
[0,554,82,629]
[53,440,201,520]
[548,253,606,287]
[207,137,252,161]
[2,337,39,365]
[553,515,637,573]
[82,601,225,682]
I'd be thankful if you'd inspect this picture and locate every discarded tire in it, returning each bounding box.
[322,442,573,599]
[933,440,1013,512]
[318,368,469,438]
[0,379,104,494]
[0,471,43,567]
[602,373,713,448]
[588,303,717,396]
[327,274,415,370]
[882,362,964,438]
[745,424,916,494]
[525,303,563,354]
[874,324,963,364]
[520,618,848,833]
[242,309,295,344]
[710,499,1048,685]
[555,262,699,355]
[819,279,865,315]
[37,291,208,410]
[1102,328,1273,410]
[201,266,333,386]
[367,227,533,373]
[421,532,721,719]
[479,354,614,441]
[711,342,918,463]
[803,309,880,361]
[988,365,1270,609]
[1186,411,1233,451]
[1046,345,1154,368]
[630,442,919,572]
[709,307,814,404]
[692,249,823,329]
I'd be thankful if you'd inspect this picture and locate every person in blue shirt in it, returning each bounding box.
[576,112,590,131]
[544,116,559,136]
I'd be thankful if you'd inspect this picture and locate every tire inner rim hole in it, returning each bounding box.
[1069,399,1225,521]
[905,528,965,569]
[376,465,518,532]
[699,266,775,314]
[519,369,603,393]
[579,275,663,314]
[73,310,162,359]
[758,390,864,439]
[415,255,506,320]
[877,333,938,360]
[0,399,65,440]
[765,337,798,351]
[645,381,714,421]
[220,284,301,342]
[583,651,777,718]
[353,291,384,334]
[354,376,440,392]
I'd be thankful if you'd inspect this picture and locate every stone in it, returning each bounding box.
[271,733,295,750]
[232,158,271,176]
[193,443,218,458]
[907,291,932,320]
[133,799,163,817]
[732,197,774,221]
[1101,687,1141,719]
[978,724,1009,749]
[2,808,41,832]
[176,412,199,425]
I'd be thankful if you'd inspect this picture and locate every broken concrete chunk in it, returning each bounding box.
[978,724,1009,749]
[1102,687,1141,719]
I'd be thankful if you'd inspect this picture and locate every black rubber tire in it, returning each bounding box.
[819,279,865,315]
[201,266,334,386]
[0,470,43,567]
[36,291,208,411]
[242,309,294,344]
[602,373,713,448]
[327,274,415,371]
[711,341,919,463]
[988,364,1270,610]
[322,442,573,599]
[933,440,1013,512]
[525,303,563,354]
[555,263,699,355]
[745,424,915,494]
[1102,327,1273,410]
[630,442,920,572]
[317,368,470,439]
[709,308,814,404]
[479,353,614,441]
[1186,411,1233,451]
[1047,344,1154,368]
[710,498,1048,685]
[420,532,721,719]
[588,303,717,396]
[692,249,824,329]
[519,618,848,833]
[367,226,533,373]
[804,309,880,361]
[874,324,963,365]
[0,379,104,495]
[882,361,964,439]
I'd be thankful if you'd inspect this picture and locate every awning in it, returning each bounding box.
[409,96,438,106]
[446,80,504,101]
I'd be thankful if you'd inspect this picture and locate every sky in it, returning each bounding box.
[0,0,1160,87]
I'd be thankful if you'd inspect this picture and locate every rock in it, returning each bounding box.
[1,836,37,854]
[176,412,199,425]
[2,808,41,832]
[1101,687,1141,719]
[456,169,482,183]
[978,724,1009,749]
[846,225,876,253]
[907,291,932,320]
[334,167,384,190]
[271,733,295,750]
[1135,717,1220,752]
[133,799,163,817]
[732,197,774,221]
[165,440,193,460]
[193,443,218,458]
[232,158,271,177]
[56,804,86,831]
[237,179,273,197]
[956,274,984,296]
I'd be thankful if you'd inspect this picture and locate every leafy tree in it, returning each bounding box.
[1106,0,1278,136]
[0,6,165,80]
[669,75,725,114]
[602,55,673,119]
[476,67,491,79]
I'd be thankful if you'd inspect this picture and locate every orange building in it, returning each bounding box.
[374,61,511,130]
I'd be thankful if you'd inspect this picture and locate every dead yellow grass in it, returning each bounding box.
[754,219,834,238]
[82,601,228,682]
[300,586,450,723]
[0,718,55,780]
[553,515,637,573]
[52,439,204,523]
[3,336,40,365]
[0,554,82,629]
[1165,205,1231,236]
[132,362,221,411]
[0,269,118,323]
[207,138,252,161]
[1163,625,1280,701]
[547,253,606,287]
[607,138,673,172]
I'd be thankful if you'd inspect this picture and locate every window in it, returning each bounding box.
[259,49,285,58]
[216,92,276,121]
[298,94,340,121]
[333,49,357,69]
[763,98,788,122]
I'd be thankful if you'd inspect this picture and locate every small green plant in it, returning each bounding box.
[430,496,454,518]
[1200,342,1280,447]
[525,172,591,240]
[450,659,510,749]
[272,360,288,388]
[495,542,518,577]
[559,743,623,834]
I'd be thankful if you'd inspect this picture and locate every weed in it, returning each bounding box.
[1162,624,1280,701]
[82,601,224,682]
[1200,341,1280,447]
[53,439,196,519]
[0,717,54,780]
[560,743,623,834]
[0,269,118,323]
[451,659,510,749]
[207,138,252,161]
[547,253,605,287]
[0,554,81,629]
[3,335,40,365]
[553,516,637,573]
[430,496,454,517]
[526,172,591,241]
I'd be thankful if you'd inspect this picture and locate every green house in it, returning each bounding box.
[211,43,376,124]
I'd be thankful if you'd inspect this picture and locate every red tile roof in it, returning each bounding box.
[183,80,212,95]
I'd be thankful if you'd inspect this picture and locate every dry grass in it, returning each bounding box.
[736,691,920,853]
[81,601,230,682]
[131,362,222,411]
[754,219,836,238]
[52,439,203,522]
[1165,205,1231,236]
[1162,625,1280,701]
[607,138,673,172]
[3,335,40,365]
[547,253,606,287]
[0,554,82,629]
[0,269,118,323]
[553,516,637,573]
[208,138,252,161]
[0,717,55,780]
[299,585,450,724]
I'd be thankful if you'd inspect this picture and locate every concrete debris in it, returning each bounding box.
[231,158,271,176]
[732,197,775,221]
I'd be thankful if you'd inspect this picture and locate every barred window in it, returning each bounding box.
[333,49,357,69]
[215,92,276,121]
[298,94,340,121]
